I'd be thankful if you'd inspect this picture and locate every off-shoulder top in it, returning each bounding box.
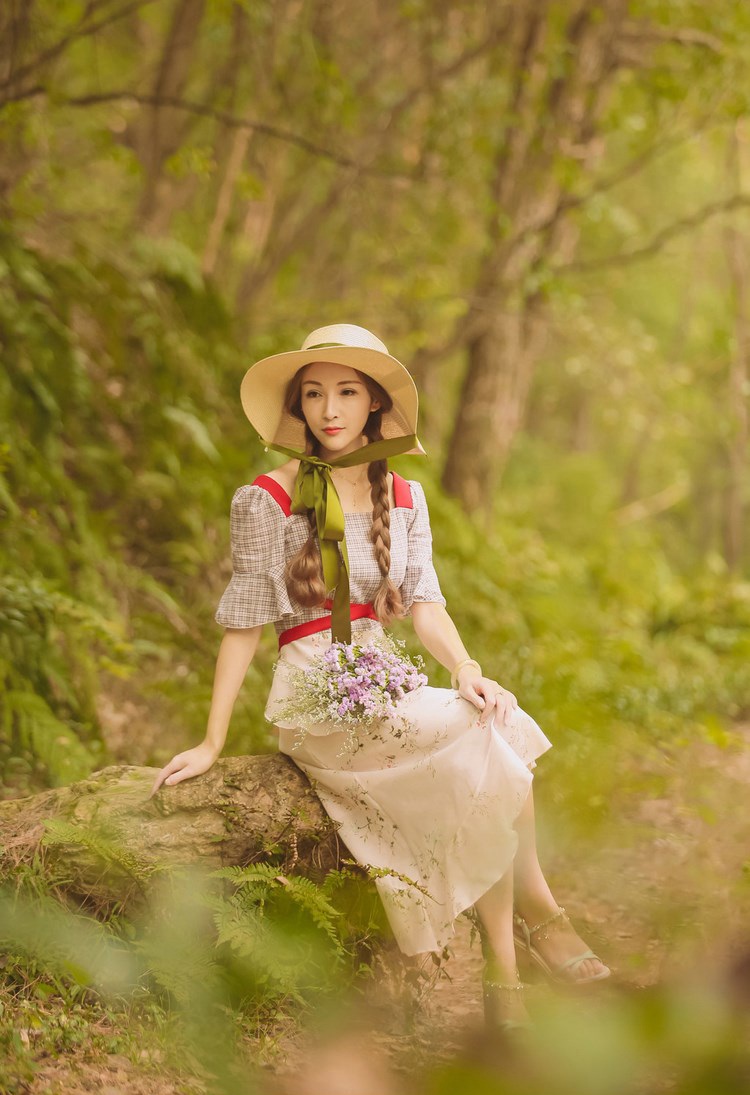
[214,473,446,634]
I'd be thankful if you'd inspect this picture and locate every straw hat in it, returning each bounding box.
[240,323,425,456]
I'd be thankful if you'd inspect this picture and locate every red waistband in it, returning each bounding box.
[278,602,378,649]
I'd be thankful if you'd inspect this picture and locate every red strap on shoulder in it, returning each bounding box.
[252,472,412,514]
[252,474,292,517]
[392,472,413,509]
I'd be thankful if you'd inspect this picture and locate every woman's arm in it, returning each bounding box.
[410,602,517,726]
[149,625,262,796]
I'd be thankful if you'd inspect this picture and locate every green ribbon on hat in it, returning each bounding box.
[266,434,420,644]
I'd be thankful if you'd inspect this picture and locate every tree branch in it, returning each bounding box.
[620,22,727,55]
[2,89,417,179]
[375,11,515,145]
[498,114,725,271]
[614,479,690,525]
[0,0,159,95]
[559,193,750,273]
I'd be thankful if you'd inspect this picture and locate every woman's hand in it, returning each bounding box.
[409,603,519,727]
[457,667,517,727]
[148,742,219,798]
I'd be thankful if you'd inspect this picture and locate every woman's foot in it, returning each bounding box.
[513,904,610,985]
[482,973,531,1031]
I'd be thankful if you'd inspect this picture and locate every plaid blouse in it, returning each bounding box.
[214,475,446,634]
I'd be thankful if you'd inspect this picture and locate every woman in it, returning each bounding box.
[150,324,610,1029]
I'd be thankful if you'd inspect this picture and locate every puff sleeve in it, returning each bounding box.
[398,479,447,615]
[214,485,296,628]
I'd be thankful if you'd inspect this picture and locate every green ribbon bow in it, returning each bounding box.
[266,434,420,644]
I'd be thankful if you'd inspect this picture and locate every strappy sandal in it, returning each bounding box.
[475,915,532,1032]
[513,905,611,987]
[482,976,532,1032]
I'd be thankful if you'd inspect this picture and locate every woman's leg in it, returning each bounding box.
[474,869,529,1025]
[512,786,608,980]
[474,869,517,980]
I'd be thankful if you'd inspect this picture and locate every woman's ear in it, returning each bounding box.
[370,400,381,412]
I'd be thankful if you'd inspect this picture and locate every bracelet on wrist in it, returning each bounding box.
[451,658,482,689]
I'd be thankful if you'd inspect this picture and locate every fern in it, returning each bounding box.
[40,818,163,885]
[272,875,342,947]
[134,931,221,1007]
[0,572,133,789]
[211,865,342,946]
[342,858,433,899]
[0,884,136,994]
[211,900,274,964]
[206,864,352,995]
[1,689,95,786]
[210,863,282,886]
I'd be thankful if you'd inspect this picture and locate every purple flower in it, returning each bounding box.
[280,634,426,731]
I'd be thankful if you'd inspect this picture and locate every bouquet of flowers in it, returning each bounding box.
[274,632,427,752]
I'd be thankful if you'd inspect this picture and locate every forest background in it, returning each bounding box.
[2,1,750,1093]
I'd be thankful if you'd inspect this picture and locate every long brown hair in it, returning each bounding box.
[283,365,406,626]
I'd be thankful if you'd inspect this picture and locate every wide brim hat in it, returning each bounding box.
[240,323,425,456]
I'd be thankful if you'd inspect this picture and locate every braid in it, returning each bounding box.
[283,414,329,607]
[366,422,407,627]
[284,505,328,608]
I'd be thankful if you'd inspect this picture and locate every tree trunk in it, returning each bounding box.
[0,756,346,916]
[0,0,36,204]
[132,0,206,230]
[442,300,545,514]
[723,123,749,571]
[202,125,252,277]
[441,0,625,513]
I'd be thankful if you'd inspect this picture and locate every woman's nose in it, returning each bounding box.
[323,395,339,418]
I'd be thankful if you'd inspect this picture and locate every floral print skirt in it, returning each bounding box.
[264,618,553,956]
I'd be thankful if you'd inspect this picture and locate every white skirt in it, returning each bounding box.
[264,619,552,956]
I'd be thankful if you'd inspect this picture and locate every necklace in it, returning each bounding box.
[332,467,369,512]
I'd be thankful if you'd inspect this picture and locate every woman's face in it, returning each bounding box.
[299,361,380,457]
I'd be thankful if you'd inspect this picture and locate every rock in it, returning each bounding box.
[0,755,345,914]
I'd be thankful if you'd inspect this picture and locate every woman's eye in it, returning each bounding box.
[304,389,358,397]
